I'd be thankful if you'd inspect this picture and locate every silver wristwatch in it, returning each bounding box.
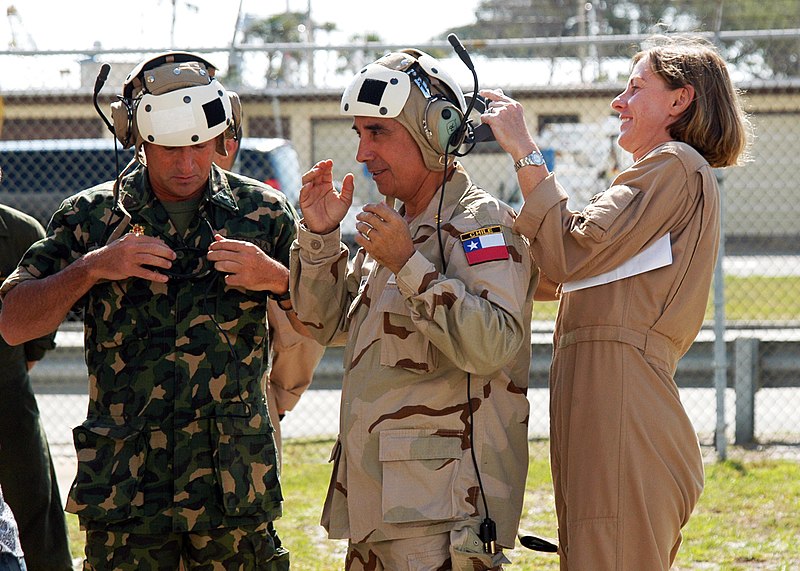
[513,150,546,172]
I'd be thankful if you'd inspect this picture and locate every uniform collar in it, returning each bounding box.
[404,162,471,234]
[206,164,240,213]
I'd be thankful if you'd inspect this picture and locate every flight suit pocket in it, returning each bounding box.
[379,428,465,524]
[66,418,146,523]
[212,416,282,516]
[375,286,436,373]
[582,186,641,236]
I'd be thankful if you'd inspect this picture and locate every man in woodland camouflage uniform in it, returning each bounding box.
[0,52,295,570]
[290,48,537,570]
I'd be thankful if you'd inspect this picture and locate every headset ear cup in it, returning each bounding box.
[110,100,135,149]
[425,98,464,154]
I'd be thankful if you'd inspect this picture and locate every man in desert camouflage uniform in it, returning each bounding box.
[0,52,295,570]
[290,48,538,570]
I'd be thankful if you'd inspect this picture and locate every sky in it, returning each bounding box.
[0,0,630,92]
[3,0,482,51]
[0,0,485,91]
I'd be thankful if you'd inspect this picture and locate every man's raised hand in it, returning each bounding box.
[299,159,354,234]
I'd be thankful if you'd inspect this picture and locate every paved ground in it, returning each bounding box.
[723,255,800,277]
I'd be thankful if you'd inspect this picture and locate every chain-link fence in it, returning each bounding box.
[2,34,799,476]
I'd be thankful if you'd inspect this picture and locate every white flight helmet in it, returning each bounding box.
[111,51,239,155]
[341,49,468,171]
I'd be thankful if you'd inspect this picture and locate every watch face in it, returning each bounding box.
[515,151,545,171]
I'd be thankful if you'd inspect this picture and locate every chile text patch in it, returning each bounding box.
[460,225,509,265]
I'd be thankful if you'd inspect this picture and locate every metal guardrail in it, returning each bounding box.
[30,322,800,445]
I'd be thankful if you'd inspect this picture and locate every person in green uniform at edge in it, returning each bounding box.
[0,51,298,570]
[0,188,72,571]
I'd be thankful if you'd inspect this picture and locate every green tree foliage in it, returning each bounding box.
[335,32,387,77]
[709,1,800,78]
[442,0,800,78]
[243,11,336,86]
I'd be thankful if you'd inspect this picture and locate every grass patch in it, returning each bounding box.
[533,275,800,323]
[718,276,800,321]
[676,458,800,570]
[67,512,82,560]
[277,440,348,569]
[65,440,800,570]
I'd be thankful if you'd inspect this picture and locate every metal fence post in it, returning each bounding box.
[713,170,727,461]
[734,337,760,445]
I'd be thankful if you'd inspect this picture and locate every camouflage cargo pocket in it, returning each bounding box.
[376,286,437,374]
[212,416,282,516]
[66,418,147,523]
[379,428,466,524]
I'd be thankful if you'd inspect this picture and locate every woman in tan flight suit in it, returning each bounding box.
[480,35,750,570]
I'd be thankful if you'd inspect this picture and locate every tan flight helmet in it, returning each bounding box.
[340,48,468,171]
[110,51,241,159]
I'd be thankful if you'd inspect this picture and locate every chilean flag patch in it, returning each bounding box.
[460,225,509,265]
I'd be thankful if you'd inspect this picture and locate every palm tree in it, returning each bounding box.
[243,11,336,87]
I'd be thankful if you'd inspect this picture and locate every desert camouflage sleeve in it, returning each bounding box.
[266,299,325,412]
[392,224,534,376]
[289,224,363,347]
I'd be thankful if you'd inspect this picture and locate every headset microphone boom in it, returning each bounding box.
[447,33,495,146]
